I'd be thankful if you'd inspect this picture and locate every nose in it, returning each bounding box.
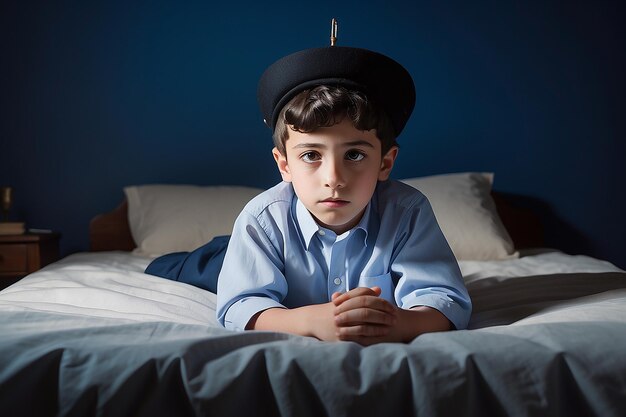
[324,159,346,190]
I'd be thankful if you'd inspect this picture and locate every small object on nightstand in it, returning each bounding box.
[0,222,25,235]
[1,187,12,221]
[0,187,25,235]
[0,232,61,290]
[28,228,54,234]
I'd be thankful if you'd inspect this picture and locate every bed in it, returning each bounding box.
[1,172,625,417]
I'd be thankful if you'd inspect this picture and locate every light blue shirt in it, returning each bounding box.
[216,180,471,332]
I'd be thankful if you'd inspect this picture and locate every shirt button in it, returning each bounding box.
[333,277,342,285]
[318,230,325,236]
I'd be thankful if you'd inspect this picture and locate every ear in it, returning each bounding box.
[272,147,292,182]
[378,146,398,181]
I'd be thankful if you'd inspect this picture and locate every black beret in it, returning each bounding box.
[257,46,416,138]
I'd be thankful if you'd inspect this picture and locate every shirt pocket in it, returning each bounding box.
[358,273,395,305]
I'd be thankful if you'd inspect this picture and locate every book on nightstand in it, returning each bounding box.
[0,222,25,235]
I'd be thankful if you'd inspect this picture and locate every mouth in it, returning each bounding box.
[320,198,349,208]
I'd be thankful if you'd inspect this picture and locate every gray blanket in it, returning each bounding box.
[1,307,626,417]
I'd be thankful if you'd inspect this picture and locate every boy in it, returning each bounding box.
[216,43,471,345]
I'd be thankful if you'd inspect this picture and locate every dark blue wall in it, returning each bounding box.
[1,1,625,268]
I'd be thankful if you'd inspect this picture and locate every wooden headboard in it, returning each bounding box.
[89,200,136,252]
[89,192,543,252]
[491,192,543,249]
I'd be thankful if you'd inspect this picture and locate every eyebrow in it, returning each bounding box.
[291,140,375,150]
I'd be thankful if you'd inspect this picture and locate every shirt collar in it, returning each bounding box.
[294,197,370,250]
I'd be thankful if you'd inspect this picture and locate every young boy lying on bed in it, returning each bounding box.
[147,38,471,345]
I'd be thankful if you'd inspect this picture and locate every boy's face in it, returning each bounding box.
[273,118,398,235]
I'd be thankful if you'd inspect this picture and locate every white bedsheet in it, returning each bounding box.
[460,250,626,328]
[0,250,623,329]
[0,251,218,326]
[458,249,623,282]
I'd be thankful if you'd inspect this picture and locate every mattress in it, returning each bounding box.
[0,250,625,416]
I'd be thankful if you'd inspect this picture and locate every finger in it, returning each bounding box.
[331,292,341,301]
[335,307,397,327]
[335,295,396,316]
[332,286,379,306]
[336,323,391,338]
[333,287,378,304]
[370,286,382,296]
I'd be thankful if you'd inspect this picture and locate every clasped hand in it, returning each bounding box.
[249,285,449,344]
[329,286,399,345]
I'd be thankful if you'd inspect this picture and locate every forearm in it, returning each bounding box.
[246,299,452,344]
[395,306,452,342]
[247,303,336,340]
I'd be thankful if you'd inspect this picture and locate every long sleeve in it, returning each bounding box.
[216,209,289,331]
[388,194,472,329]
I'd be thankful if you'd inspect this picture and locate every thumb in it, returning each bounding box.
[371,286,382,296]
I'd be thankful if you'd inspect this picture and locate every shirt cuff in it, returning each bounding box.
[224,296,286,331]
[402,294,471,330]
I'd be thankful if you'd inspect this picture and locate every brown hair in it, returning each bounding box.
[273,85,397,155]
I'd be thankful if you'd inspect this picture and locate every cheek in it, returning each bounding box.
[289,169,316,190]
[290,161,321,180]
[355,160,383,178]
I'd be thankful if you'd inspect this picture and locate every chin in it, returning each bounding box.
[320,217,357,233]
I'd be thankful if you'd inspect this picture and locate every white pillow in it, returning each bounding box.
[124,185,263,256]
[400,172,518,261]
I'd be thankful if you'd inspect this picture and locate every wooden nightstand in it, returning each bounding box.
[0,232,61,290]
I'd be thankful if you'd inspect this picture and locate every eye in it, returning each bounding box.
[345,150,365,162]
[301,151,321,163]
